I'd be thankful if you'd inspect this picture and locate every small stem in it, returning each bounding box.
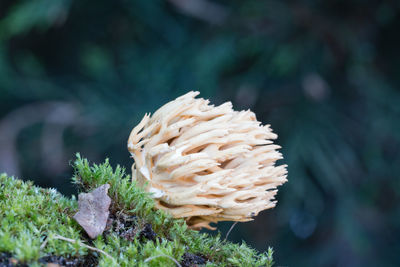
[51,234,116,263]
[40,236,48,250]
[225,222,238,241]
[144,254,182,267]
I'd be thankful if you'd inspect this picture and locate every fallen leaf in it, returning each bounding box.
[73,184,111,239]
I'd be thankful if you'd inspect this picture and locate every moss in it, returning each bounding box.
[0,154,274,267]
[0,174,86,264]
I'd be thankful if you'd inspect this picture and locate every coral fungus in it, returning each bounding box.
[128,91,287,229]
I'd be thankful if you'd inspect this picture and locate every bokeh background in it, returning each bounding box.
[1,0,399,266]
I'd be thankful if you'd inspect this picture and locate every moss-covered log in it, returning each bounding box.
[0,154,274,267]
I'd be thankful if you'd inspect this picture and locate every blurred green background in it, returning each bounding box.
[0,0,399,266]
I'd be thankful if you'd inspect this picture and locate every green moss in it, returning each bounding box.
[0,154,274,266]
[0,174,86,264]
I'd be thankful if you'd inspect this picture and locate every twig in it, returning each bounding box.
[144,254,182,267]
[0,101,78,177]
[225,222,238,240]
[167,0,228,25]
[40,236,49,250]
[46,234,116,263]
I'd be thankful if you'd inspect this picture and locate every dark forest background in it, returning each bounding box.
[0,0,399,266]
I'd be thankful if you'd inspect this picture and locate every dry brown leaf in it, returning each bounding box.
[73,184,111,239]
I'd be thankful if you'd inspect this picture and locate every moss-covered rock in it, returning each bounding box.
[0,154,274,266]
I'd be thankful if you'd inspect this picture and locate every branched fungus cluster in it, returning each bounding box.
[128,91,287,229]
